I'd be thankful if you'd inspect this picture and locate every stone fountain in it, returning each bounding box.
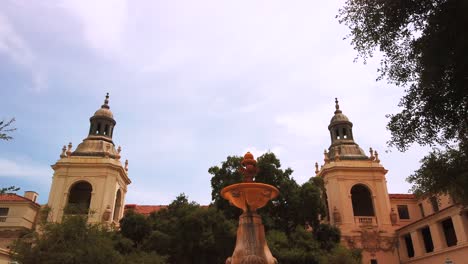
[222,152,279,264]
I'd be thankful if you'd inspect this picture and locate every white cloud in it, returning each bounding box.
[61,0,128,57]
[0,13,45,91]
[0,158,51,180]
[241,146,282,159]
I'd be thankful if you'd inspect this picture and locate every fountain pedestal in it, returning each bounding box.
[221,152,279,264]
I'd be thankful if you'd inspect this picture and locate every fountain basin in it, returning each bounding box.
[221,183,279,212]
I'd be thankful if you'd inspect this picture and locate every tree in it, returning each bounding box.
[209,153,357,263]
[209,152,326,233]
[119,210,152,246]
[12,215,166,264]
[338,0,468,203]
[1,118,19,195]
[0,118,16,141]
[119,194,237,264]
[11,216,124,264]
[0,186,20,194]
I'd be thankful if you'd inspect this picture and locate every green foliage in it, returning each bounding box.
[408,143,468,204]
[63,203,90,215]
[325,246,362,264]
[0,118,16,141]
[209,152,326,234]
[120,210,152,246]
[12,215,167,264]
[338,0,468,203]
[210,153,357,263]
[11,216,124,264]
[0,186,20,194]
[313,223,341,251]
[120,194,236,264]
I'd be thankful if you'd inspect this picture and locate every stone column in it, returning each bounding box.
[429,223,445,251]
[398,235,409,261]
[410,231,424,257]
[228,212,276,264]
[452,212,468,244]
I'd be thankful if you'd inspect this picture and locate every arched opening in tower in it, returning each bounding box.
[66,181,92,215]
[351,184,375,216]
[113,189,122,222]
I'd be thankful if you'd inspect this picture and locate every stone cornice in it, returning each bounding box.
[51,159,131,185]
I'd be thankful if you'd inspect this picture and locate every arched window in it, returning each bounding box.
[96,123,101,135]
[351,184,375,216]
[66,181,92,215]
[113,190,122,222]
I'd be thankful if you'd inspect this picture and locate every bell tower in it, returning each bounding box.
[47,94,131,224]
[316,99,398,264]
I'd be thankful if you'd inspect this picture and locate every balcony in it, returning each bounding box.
[355,216,376,226]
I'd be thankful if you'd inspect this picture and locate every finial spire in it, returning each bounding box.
[102,93,110,109]
[334,97,342,114]
[239,152,258,182]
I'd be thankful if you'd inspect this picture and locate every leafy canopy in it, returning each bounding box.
[338,0,468,202]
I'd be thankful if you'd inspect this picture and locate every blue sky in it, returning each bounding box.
[0,0,429,205]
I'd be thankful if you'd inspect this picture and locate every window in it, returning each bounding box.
[403,234,415,258]
[397,205,410,219]
[113,190,122,222]
[420,226,434,253]
[418,203,425,217]
[441,218,457,247]
[430,197,439,213]
[0,208,9,222]
[66,181,92,215]
[370,260,378,264]
[351,184,375,216]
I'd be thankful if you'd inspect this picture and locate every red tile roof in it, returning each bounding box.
[124,204,210,216]
[0,193,39,205]
[124,204,167,216]
[389,193,416,199]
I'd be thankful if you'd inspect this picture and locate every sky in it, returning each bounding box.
[0,0,430,205]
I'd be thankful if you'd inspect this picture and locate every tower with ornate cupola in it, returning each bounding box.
[46,94,131,224]
[316,99,398,264]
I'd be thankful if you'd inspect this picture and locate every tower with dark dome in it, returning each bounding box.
[46,94,131,224]
[326,98,367,161]
[316,99,398,264]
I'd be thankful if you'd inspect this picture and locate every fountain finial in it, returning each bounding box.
[239,152,258,182]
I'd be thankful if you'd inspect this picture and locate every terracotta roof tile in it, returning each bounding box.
[0,193,39,205]
[124,205,167,216]
[124,204,210,216]
[389,193,416,199]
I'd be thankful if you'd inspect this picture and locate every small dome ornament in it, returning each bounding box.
[369,147,375,161]
[124,159,129,172]
[334,97,342,114]
[60,145,67,158]
[66,142,73,157]
[390,208,398,225]
[116,146,122,160]
[239,152,258,182]
[324,149,330,164]
[102,92,110,109]
[374,151,380,163]
[315,162,319,175]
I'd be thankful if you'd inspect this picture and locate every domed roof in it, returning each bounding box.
[92,93,114,119]
[328,98,352,127]
[330,112,350,124]
[94,107,113,119]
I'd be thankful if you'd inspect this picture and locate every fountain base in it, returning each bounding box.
[226,212,277,264]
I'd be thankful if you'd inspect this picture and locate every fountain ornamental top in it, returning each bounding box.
[239,152,258,182]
